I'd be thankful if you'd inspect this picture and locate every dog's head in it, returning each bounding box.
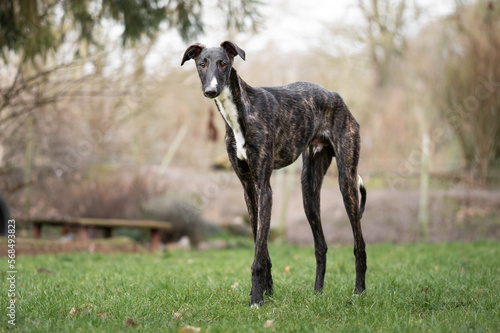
[181,41,246,99]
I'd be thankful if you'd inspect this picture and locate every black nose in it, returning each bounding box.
[204,89,218,99]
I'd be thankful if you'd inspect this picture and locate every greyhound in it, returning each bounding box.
[181,41,367,307]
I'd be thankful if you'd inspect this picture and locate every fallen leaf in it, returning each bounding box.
[229,289,234,295]
[97,312,109,319]
[179,326,201,333]
[422,286,429,292]
[231,282,239,289]
[284,266,290,274]
[37,268,54,274]
[69,307,81,316]
[434,266,439,271]
[264,320,274,328]
[461,266,466,273]
[125,317,139,327]
[174,312,183,320]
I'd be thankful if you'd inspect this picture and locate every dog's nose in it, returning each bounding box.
[204,89,218,99]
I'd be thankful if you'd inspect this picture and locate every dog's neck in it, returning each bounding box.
[214,68,248,160]
[225,68,246,104]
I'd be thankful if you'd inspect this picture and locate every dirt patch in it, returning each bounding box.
[285,187,500,245]
[162,168,500,245]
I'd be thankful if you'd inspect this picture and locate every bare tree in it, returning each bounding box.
[436,1,500,183]
[357,0,420,87]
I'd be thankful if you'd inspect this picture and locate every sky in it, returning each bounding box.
[144,0,456,73]
[250,0,455,51]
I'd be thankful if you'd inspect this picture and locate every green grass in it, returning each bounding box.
[2,241,499,332]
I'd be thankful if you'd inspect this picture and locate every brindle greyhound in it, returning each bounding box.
[182,41,367,307]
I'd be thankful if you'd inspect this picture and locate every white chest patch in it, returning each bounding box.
[215,87,247,160]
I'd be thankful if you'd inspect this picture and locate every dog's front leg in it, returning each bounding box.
[240,175,274,298]
[228,146,274,304]
[249,172,273,307]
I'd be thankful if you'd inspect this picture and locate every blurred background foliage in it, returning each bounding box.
[0,0,261,61]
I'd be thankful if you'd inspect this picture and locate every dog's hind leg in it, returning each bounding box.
[301,147,333,292]
[334,130,367,294]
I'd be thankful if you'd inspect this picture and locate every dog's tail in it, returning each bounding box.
[357,175,367,219]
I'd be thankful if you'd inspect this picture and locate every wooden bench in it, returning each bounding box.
[21,217,172,251]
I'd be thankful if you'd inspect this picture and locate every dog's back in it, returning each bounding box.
[242,80,352,169]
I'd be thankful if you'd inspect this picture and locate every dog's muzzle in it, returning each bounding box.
[204,77,219,99]
[204,89,218,99]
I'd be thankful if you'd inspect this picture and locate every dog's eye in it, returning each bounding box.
[220,62,227,69]
[199,62,206,69]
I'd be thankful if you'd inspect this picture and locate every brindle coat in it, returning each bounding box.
[182,41,367,307]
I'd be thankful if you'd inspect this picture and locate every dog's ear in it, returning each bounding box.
[220,41,246,61]
[181,43,206,66]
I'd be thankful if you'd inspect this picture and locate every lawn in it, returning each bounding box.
[2,241,499,332]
